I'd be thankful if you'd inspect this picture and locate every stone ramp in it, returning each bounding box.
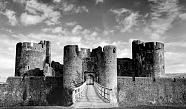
[72,85,113,108]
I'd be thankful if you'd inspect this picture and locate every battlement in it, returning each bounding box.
[132,40,165,77]
[132,40,164,51]
[16,40,51,53]
[145,42,164,50]
[64,45,79,59]
[103,45,116,53]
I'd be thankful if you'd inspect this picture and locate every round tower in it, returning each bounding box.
[145,42,165,77]
[15,41,47,76]
[103,45,118,105]
[63,45,82,89]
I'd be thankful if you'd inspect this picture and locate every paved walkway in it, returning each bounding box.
[72,85,113,108]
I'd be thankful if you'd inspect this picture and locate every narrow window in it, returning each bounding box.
[28,66,29,70]
[113,48,116,53]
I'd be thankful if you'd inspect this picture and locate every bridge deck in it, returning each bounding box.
[72,85,113,108]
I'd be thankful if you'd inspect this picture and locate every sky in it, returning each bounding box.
[0,0,186,81]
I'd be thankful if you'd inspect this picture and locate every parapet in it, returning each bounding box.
[103,45,116,54]
[17,40,50,52]
[64,45,79,59]
[145,42,164,50]
[132,40,143,45]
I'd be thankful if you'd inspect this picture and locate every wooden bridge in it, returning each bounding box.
[71,81,115,108]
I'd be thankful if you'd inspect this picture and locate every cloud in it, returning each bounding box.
[72,25,83,35]
[18,0,88,26]
[1,9,18,26]
[179,13,186,20]
[60,3,88,13]
[165,52,186,73]
[145,0,180,41]
[12,0,26,4]
[166,41,186,48]
[20,13,44,25]
[42,26,66,34]
[96,0,104,4]
[20,0,60,26]
[53,0,61,3]
[111,8,140,33]
[0,0,7,11]
[66,21,77,26]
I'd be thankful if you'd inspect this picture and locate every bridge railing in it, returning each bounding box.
[72,82,87,103]
[94,81,112,103]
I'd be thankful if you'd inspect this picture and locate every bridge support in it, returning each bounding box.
[103,45,118,106]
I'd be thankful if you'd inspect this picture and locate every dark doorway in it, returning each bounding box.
[86,74,94,85]
[84,72,95,85]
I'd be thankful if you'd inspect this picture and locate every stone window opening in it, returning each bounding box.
[28,66,29,70]
[113,48,116,53]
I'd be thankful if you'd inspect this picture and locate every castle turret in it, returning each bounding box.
[15,41,51,76]
[103,45,118,106]
[63,45,83,106]
[63,45,82,89]
[132,40,165,78]
[144,42,165,77]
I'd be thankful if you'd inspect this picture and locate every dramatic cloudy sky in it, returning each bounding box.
[0,0,186,81]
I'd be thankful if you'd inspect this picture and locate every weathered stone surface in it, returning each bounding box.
[103,45,118,106]
[15,41,51,76]
[51,61,63,77]
[132,40,165,77]
[0,77,63,107]
[63,45,83,89]
[117,58,134,76]
[118,76,186,107]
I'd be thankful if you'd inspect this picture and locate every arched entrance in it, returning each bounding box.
[86,74,94,85]
[84,72,95,85]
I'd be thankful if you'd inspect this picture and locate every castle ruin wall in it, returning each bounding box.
[118,76,186,107]
[0,77,63,106]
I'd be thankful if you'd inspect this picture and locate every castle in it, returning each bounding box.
[0,40,186,107]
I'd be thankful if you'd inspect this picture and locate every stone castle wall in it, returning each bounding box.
[0,77,63,106]
[118,76,186,107]
[15,41,51,76]
[117,58,134,76]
